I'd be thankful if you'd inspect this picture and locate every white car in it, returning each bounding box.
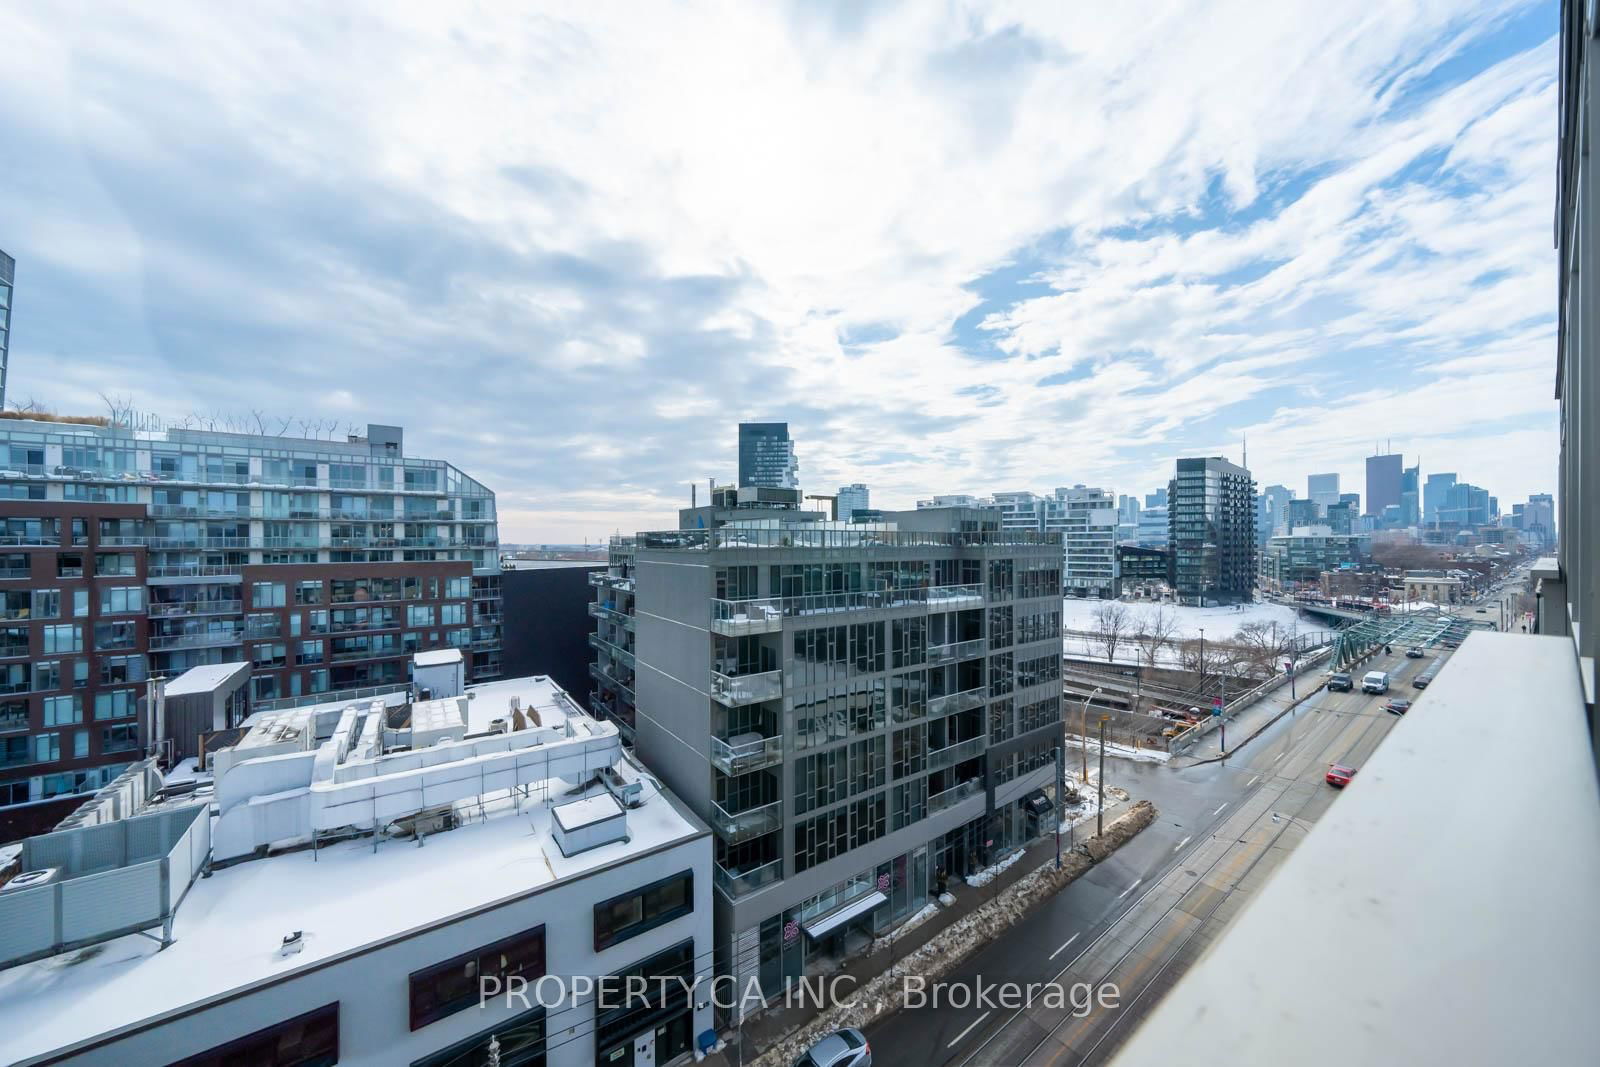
[795,1029,873,1067]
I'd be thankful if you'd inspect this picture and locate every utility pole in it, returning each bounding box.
[1097,716,1108,837]
[1054,744,1065,870]
[1079,686,1102,784]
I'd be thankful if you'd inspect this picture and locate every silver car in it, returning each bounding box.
[794,1028,873,1067]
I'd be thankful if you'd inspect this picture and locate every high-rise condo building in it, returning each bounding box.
[0,417,501,835]
[1365,453,1404,517]
[737,423,799,489]
[1047,485,1119,599]
[1307,473,1340,511]
[1401,464,1421,526]
[1424,472,1457,526]
[624,509,1064,998]
[0,249,12,411]
[1169,457,1255,605]
[837,483,870,521]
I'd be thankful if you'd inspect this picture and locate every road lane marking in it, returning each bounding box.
[1172,835,1191,853]
[1213,803,1229,816]
[1247,775,1260,787]
[1273,751,1286,761]
[1048,933,1080,960]
[1117,878,1143,900]
[948,1010,991,1047]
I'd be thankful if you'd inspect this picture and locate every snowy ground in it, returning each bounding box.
[1062,597,1306,641]
[1062,736,1172,763]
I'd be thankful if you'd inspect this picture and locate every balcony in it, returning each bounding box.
[925,637,986,667]
[925,735,986,772]
[711,597,785,636]
[927,686,988,717]
[710,733,784,775]
[589,601,632,623]
[148,599,242,618]
[710,799,782,844]
[714,857,783,899]
[1114,632,1600,1066]
[588,633,635,667]
[711,668,782,706]
[148,629,244,651]
[589,662,635,703]
[927,778,983,814]
[148,565,244,581]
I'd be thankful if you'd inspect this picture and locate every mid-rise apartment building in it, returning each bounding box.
[836,483,870,521]
[0,671,713,1067]
[624,510,1064,1000]
[1169,457,1256,605]
[0,417,501,832]
[1047,485,1118,599]
[1258,528,1371,592]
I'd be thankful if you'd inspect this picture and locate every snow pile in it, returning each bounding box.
[964,847,1028,888]
[1063,737,1173,763]
[875,902,940,947]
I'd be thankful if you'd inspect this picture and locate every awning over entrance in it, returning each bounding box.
[801,890,888,939]
[1025,789,1054,815]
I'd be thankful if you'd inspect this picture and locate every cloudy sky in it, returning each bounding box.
[1,1,1558,542]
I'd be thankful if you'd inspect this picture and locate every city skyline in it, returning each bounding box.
[0,2,1559,542]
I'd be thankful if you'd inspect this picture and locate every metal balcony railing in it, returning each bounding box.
[147,630,244,651]
[714,858,783,898]
[709,800,782,844]
[148,565,244,579]
[711,668,782,706]
[710,734,784,775]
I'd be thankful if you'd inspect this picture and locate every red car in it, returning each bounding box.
[1326,763,1357,788]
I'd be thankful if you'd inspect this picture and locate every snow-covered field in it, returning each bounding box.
[1062,597,1306,641]
[1062,737,1172,763]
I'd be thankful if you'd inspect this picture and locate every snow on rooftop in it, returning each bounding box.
[413,647,463,667]
[164,661,249,697]
[0,758,700,1066]
[552,792,624,831]
[463,675,582,733]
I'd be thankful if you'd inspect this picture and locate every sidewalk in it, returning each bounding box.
[700,794,1134,1067]
[1171,677,1323,766]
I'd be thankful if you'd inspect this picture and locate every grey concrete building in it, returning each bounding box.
[625,510,1064,998]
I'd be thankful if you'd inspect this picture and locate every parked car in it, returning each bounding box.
[1327,672,1354,692]
[1384,698,1411,715]
[1405,647,1424,658]
[1326,763,1357,788]
[795,1029,873,1067]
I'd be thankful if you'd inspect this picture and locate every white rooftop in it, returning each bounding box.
[413,647,463,668]
[0,753,699,1065]
[164,661,250,697]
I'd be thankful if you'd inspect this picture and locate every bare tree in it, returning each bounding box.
[1089,601,1134,664]
[1231,621,1282,678]
[6,395,50,415]
[97,391,137,428]
[1133,606,1179,669]
[1177,637,1228,678]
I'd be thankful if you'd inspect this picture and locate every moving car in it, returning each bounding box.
[1384,698,1411,715]
[1327,672,1354,692]
[795,1029,872,1067]
[1326,763,1357,788]
[1475,607,1487,614]
[1361,670,1390,694]
[1405,647,1424,658]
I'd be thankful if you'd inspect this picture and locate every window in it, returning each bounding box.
[169,1003,339,1067]
[593,870,694,951]
[253,642,287,669]
[35,733,60,763]
[412,1007,546,1067]
[72,589,88,617]
[296,640,324,665]
[94,553,137,577]
[0,626,25,658]
[102,724,139,753]
[445,576,471,599]
[407,604,436,628]
[94,689,136,720]
[252,581,286,608]
[246,613,282,638]
[409,926,545,1030]
[56,553,83,578]
[43,624,81,654]
[294,580,323,605]
[43,695,82,727]
[99,654,147,685]
[441,603,465,625]
[32,661,59,692]
[252,675,279,702]
[99,586,144,614]
[94,621,137,651]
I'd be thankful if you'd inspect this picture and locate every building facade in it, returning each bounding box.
[1135,504,1169,548]
[589,537,637,742]
[1117,545,1169,595]
[1047,485,1118,599]
[0,249,12,411]
[1365,453,1403,518]
[1169,457,1255,605]
[836,484,870,522]
[1401,464,1421,526]
[1307,473,1340,512]
[737,423,798,489]
[625,512,1064,1000]
[500,560,604,705]
[0,418,501,831]
[1258,530,1371,593]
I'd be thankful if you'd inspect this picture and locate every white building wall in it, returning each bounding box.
[44,835,714,1067]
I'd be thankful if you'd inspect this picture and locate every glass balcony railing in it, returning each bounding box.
[928,778,983,814]
[148,599,243,618]
[148,565,244,579]
[714,857,783,898]
[147,629,244,651]
[711,668,782,706]
[925,736,986,772]
[928,686,988,717]
[710,733,784,775]
[925,637,986,666]
[710,799,782,844]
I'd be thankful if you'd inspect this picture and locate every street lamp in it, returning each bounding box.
[1080,686,1103,784]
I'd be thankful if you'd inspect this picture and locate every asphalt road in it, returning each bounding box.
[862,647,1429,1066]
